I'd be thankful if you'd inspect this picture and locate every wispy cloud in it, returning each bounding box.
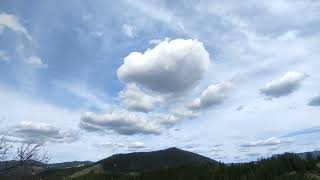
[122,24,137,38]
[241,137,293,147]
[0,50,10,62]
[25,56,48,68]
[0,12,31,40]
[282,127,320,138]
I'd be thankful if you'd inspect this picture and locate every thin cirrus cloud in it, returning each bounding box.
[25,56,48,68]
[260,72,307,99]
[10,121,78,144]
[241,137,294,147]
[282,126,320,138]
[0,12,31,40]
[0,50,10,62]
[53,80,110,110]
[122,24,137,38]
[117,38,211,94]
[97,141,146,150]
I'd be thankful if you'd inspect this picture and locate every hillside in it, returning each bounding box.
[48,161,93,169]
[1,148,320,180]
[98,147,217,173]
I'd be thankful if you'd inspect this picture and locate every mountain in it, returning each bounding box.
[2,148,320,180]
[97,147,217,173]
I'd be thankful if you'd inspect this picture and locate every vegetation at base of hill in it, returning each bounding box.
[3,152,319,180]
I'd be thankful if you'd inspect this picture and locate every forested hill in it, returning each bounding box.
[98,147,217,173]
[1,148,320,180]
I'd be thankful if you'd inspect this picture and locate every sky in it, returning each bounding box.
[0,0,320,163]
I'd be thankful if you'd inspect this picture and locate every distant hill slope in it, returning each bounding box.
[298,151,320,160]
[3,148,320,180]
[48,161,93,169]
[98,147,217,173]
[0,160,92,170]
[0,160,92,179]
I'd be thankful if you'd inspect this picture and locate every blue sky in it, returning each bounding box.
[1,0,320,163]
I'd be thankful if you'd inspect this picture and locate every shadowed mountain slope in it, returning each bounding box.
[98,147,218,173]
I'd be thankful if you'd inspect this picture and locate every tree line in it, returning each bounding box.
[1,132,320,180]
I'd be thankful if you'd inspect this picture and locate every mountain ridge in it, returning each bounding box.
[97,147,218,173]
[1,147,320,180]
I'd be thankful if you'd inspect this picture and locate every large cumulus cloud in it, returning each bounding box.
[80,39,213,135]
[260,72,306,98]
[117,39,210,94]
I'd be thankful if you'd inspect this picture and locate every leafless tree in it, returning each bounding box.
[0,134,13,173]
[0,134,10,161]
[14,143,51,178]
[16,143,51,167]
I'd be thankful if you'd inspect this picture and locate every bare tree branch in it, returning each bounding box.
[0,133,11,161]
[16,143,51,167]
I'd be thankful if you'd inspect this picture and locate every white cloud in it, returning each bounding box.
[117,38,210,94]
[0,12,31,40]
[308,95,320,107]
[260,72,306,98]
[79,109,161,135]
[189,80,234,110]
[128,141,145,149]
[25,56,48,68]
[11,121,78,144]
[98,142,125,149]
[97,141,145,150]
[211,147,223,152]
[122,24,136,38]
[157,108,199,126]
[262,0,320,22]
[119,84,163,112]
[241,137,294,147]
[0,50,9,62]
